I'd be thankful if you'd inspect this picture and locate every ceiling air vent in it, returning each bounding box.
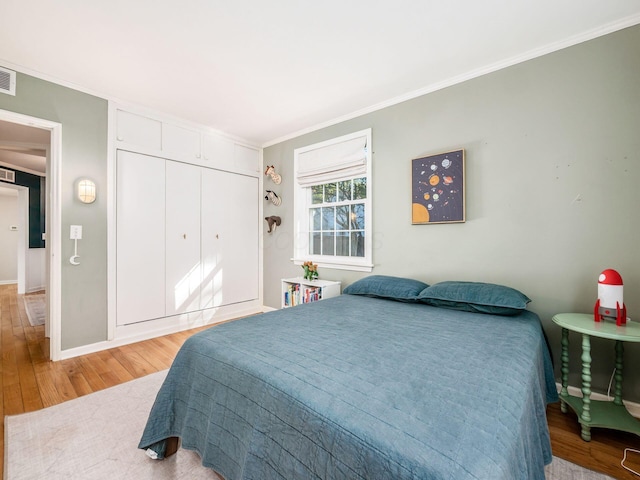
[0,167,16,183]
[0,66,16,96]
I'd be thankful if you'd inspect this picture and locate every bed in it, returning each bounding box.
[139,277,558,480]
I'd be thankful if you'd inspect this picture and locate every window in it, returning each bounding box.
[309,178,366,257]
[293,129,372,272]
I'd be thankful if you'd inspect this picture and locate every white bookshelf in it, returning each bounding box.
[281,277,341,308]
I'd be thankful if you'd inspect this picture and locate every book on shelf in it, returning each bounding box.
[283,283,323,307]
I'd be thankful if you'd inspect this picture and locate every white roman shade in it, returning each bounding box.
[296,133,368,186]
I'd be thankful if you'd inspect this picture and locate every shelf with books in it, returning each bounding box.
[281,277,341,308]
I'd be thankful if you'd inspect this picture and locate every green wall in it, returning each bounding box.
[264,26,640,401]
[0,72,108,349]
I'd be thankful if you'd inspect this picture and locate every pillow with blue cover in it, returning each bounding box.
[343,275,429,302]
[417,281,531,315]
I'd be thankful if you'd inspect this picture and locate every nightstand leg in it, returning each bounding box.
[580,333,592,441]
[614,340,624,406]
[560,328,569,413]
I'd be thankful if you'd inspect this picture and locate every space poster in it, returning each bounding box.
[411,149,465,224]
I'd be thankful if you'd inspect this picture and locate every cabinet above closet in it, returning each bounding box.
[114,107,260,176]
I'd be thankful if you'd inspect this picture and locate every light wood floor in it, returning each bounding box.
[2,283,640,479]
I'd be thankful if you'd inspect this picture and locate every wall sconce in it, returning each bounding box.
[78,179,96,204]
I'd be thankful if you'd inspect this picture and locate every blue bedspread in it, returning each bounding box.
[139,295,558,479]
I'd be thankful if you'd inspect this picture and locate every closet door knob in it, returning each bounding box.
[183,233,187,239]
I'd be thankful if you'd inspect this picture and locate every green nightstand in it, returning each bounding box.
[552,313,640,441]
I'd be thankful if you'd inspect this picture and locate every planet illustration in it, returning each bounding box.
[412,203,430,223]
[411,149,464,223]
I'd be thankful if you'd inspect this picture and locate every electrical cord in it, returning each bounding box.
[605,368,640,476]
[607,368,616,400]
[622,448,640,476]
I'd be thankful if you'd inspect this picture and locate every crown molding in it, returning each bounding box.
[262,13,640,148]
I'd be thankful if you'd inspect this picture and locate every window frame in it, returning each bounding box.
[293,129,373,272]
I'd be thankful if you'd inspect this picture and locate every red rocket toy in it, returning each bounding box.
[594,269,627,326]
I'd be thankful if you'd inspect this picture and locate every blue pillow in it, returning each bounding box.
[343,275,429,302]
[417,281,531,315]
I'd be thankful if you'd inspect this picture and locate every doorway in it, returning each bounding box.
[0,110,62,360]
[0,184,28,292]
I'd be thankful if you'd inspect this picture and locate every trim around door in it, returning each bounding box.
[0,108,62,361]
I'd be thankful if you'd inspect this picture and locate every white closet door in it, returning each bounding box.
[116,110,162,150]
[162,123,201,162]
[201,168,223,308]
[234,144,261,176]
[223,173,259,304]
[116,151,166,325]
[201,169,259,307]
[201,133,234,170]
[165,161,202,316]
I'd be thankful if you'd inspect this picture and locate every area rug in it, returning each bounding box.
[4,370,613,480]
[22,293,45,326]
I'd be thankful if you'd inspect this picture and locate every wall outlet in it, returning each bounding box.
[70,225,83,240]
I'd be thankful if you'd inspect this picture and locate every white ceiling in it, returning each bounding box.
[0,120,49,174]
[1,1,640,147]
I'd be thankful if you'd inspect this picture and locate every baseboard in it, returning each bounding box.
[262,305,277,312]
[59,303,264,361]
[556,382,640,418]
[0,280,17,285]
[26,285,45,293]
